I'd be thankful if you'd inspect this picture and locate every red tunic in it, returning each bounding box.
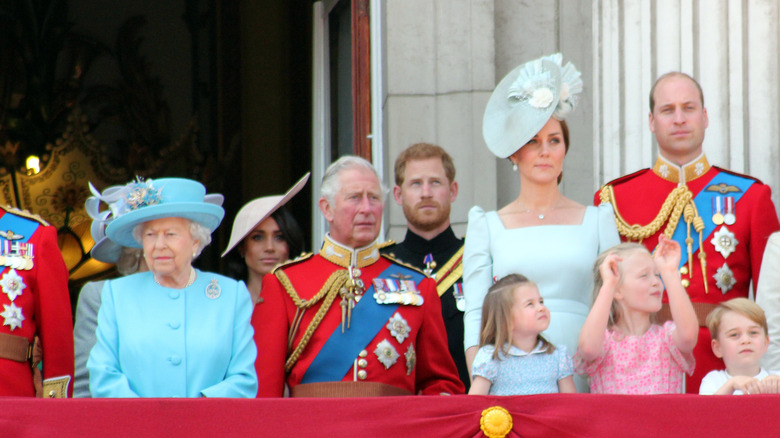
[253,237,464,397]
[595,155,780,393]
[0,209,73,397]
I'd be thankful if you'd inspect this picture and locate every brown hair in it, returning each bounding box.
[591,242,649,327]
[706,298,768,340]
[649,72,704,113]
[394,143,456,186]
[480,273,555,359]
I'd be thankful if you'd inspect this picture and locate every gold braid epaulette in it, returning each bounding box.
[599,184,692,242]
[277,268,350,373]
[1,205,50,226]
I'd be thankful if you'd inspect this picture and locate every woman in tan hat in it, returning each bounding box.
[223,174,309,305]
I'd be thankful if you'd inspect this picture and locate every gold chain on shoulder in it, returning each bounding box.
[280,269,350,372]
[600,184,692,241]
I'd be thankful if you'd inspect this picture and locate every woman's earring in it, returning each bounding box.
[512,163,518,172]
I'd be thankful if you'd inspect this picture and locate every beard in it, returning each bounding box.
[403,200,451,232]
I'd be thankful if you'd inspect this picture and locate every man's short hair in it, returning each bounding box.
[394,143,456,186]
[649,71,704,113]
[320,155,384,204]
[705,298,768,340]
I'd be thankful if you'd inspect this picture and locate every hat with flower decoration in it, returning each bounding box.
[105,178,225,248]
[482,53,583,158]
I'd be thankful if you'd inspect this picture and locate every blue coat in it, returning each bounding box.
[88,270,257,397]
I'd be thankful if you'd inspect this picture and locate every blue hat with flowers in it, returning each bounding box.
[105,177,225,248]
[482,53,583,158]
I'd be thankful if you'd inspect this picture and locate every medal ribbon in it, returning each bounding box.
[301,263,424,384]
[670,172,754,269]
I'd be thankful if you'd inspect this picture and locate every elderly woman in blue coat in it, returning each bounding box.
[87,178,257,397]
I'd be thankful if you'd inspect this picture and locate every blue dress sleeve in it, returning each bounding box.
[87,280,139,398]
[555,345,574,380]
[597,203,621,252]
[463,206,493,350]
[200,280,258,398]
[471,345,498,382]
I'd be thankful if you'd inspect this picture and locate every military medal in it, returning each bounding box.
[0,240,34,271]
[723,197,736,225]
[405,344,416,376]
[374,339,399,369]
[711,197,724,225]
[453,283,465,312]
[1,302,24,330]
[387,312,411,343]
[205,278,221,299]
[1,269,26,302]
[711,226,738,259]
[423,253,436,277]
[713,263,737,294]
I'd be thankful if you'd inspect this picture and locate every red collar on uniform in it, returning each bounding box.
[652,153,711,184]
[319,234,381,268]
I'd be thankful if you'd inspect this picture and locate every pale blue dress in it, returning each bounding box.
[463,204,620,392]
[88,270,257,398]
[472,342,573,395]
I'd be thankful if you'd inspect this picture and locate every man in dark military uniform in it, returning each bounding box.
[381,143,469,390]
[596,72,780,393]
[254,155,463,397]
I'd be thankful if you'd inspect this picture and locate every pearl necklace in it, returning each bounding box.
[154,268,196,288]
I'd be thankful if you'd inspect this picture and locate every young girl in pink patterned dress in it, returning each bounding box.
[575,235,698,394]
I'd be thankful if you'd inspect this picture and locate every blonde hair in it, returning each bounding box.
[479,273,555,360]
[706,298,768,340]
[592,242,649,327]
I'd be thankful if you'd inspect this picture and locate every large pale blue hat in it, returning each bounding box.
[105,178,225,248]
[482,53,583,158]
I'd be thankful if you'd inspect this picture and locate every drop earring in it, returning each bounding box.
[512,163,518,172]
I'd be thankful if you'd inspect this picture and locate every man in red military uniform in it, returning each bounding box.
[0,206,73,397]
[596,72,780,393]
[254,156,464,397]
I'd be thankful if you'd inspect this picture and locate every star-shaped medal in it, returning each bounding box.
[713,264,737,294]
[711,226,738,259]
[386,312,411,344]
[0,269,26,301]
[1,302,25,330]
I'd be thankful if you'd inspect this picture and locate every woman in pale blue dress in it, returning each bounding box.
[464,54,619,392]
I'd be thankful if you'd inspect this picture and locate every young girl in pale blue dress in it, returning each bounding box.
[468,274,576,395]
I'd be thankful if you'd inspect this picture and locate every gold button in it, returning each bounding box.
[357,370,367,380]
[681,279,690,288]
[358,350,368,358]
[357,358,368,368]
[48,390,56,398]
[680,266,689,275]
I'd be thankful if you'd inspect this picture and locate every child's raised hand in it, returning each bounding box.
[599,253,622,290]
[653,234,681,272]
[760,375,780,394]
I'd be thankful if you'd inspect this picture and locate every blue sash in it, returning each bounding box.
[301,263,424,384]
[671,171,754,269]
[0,211,39,243]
